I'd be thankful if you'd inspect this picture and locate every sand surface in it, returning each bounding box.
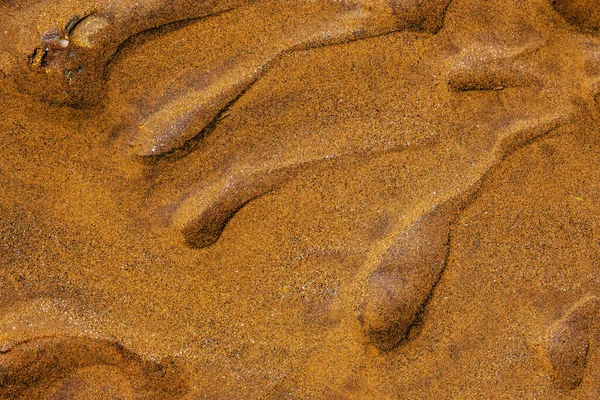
[1,0,600,398]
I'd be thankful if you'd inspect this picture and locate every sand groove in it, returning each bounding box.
[546,296,600,390]
[0,335,189,399]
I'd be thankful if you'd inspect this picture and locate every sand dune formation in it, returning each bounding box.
[1,0,600,397]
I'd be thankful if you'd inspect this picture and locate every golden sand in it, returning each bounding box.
[1,0,600,397]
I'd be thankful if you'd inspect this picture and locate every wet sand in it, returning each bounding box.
[1,0,600,398]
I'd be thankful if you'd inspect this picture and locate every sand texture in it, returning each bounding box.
[1,0,600,398]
